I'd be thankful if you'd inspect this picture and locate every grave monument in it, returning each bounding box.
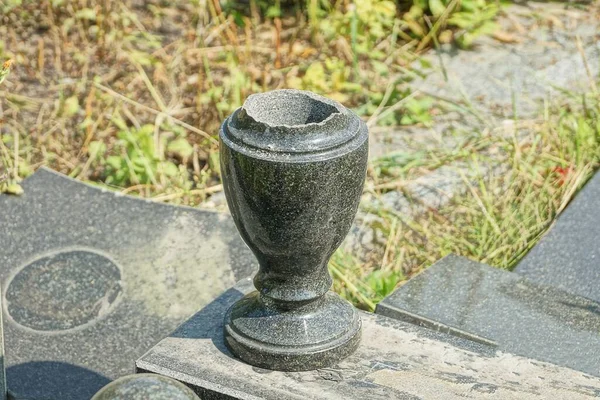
[136,90,600,399]
[0,169,256,398]
[0,90,599,399]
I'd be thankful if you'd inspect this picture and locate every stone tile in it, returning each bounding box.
[0,168,256,399]
[0,296,5,400]
[515,173,600,302]
[137,278,600,400]
[377,255,600,377]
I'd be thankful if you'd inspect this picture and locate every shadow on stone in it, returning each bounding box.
[7,361,110,400]
[170,286,247,358]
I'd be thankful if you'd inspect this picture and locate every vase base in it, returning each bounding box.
[223,291,361,371]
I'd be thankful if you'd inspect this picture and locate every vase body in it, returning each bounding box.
[220,89,368,371]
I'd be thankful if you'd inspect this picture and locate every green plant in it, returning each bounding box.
[402,0,499,49]
[364,270,403,302]
[330,248,405,311]
[287,57,363,102]
[319,0,397,57]
[0,0,22,13]
[337,88,600,308]
[0,59,11,86]
[90,117,191,190]
[400,96,435,125]
[0,59,24,195]
[447,0,498,48]
[0,132,24,195]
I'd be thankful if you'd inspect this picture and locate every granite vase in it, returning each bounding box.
[220,89,368,371]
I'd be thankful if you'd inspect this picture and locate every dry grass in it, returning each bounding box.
[333,90,600,310]
[0,0,433,204]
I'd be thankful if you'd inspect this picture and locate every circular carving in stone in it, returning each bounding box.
[91,374,200,400]
[5,250,123,332]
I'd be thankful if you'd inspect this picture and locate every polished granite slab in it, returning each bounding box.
[137,278,600,400]
[516,173,600,302]
[0,168,256,399]
[376,255,600,377]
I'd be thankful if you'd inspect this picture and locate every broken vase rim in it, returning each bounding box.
[223,89,363,155]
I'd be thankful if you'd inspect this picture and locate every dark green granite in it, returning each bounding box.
[516,173,600,302]
[0,168,256,399]
[376,254,600,376]
[220,90,367,370]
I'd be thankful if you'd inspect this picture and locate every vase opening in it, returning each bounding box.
[243,90,341,128]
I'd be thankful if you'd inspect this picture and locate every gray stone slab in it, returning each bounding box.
[0,168,256,399]
[416,3,600,119]
[366,3,600,166]
[137,278,600,400]
[0,296,6,400]
[376,254,600,377]
[516,172,600,303]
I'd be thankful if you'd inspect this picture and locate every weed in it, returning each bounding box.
[0,59,12,85]
[330,250,404,311]
[401,0,499,49]
[0,58,23,195]
[332,89,600,310]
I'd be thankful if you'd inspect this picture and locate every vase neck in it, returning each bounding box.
[253,257,333,305]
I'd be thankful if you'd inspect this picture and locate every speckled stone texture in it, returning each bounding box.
[91,374,200,400]
[137,278,600,400]
[376,254,600,376]
[516,173,600,302]
[0,296,6,400]
[0,168,256,400]
[219,90,368,371]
